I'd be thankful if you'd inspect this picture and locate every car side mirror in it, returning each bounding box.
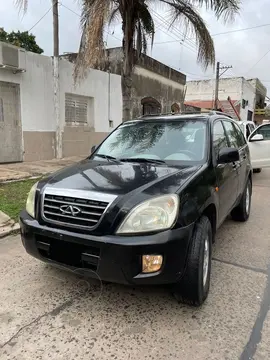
[249,133,264,142]
[91,145,96,153]
[218,147,239,164]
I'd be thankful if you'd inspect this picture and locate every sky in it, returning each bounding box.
[1,0,270,98]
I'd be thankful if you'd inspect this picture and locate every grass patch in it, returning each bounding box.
[0,178,40,221]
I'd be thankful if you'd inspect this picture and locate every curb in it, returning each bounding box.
[0,223,20,239]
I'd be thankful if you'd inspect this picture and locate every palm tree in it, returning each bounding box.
[75,0,240,121]
[16,0,240,121]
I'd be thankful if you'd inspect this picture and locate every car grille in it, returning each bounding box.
[42,194,109,229]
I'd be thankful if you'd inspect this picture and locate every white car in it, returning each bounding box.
[238,121,270,173]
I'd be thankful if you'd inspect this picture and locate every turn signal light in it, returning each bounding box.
[142,255,163,273]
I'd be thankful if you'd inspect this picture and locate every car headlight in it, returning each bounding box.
[26,182,38,218]
[116,194,179,234]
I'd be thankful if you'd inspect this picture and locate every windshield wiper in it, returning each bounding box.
[119,157,166,165]
[93,154,120,163]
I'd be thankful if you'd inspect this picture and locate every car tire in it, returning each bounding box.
[253,168,262,173]
[231,179,251,222]
[172,216,212,307]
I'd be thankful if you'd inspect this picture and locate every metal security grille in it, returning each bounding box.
[65,93,88,123]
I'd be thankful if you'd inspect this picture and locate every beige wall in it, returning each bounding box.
[23,131,55,162]
[23,130,109,161]
[62,127,108,158]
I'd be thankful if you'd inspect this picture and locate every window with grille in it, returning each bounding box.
[65,93,88,123]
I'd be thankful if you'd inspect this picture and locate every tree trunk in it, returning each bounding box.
[122,74,132,122]
[122,12,134,122]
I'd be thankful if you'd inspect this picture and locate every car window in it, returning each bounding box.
[223,121,242,149]
[246,124,251,138]
[233,122,247,148]
[212,121,229,158]
[249,123,256,132]
[253,124,270,140]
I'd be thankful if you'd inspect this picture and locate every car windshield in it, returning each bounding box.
[93,119,208,164]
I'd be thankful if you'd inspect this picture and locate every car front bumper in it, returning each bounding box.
[20,211,194,285]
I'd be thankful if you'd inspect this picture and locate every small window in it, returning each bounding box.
[213,121,228,158]
[109,120,114,128]
[223,121,241,148]
[65,93,88,123]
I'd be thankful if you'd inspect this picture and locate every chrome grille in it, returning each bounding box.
[42,193,109,229]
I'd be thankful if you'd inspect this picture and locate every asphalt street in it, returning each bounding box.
[1,170,270,360]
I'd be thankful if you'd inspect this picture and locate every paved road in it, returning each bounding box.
[1,171,270,360]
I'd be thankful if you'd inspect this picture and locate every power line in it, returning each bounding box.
[154,22,270,45]
[246,48,270,75]
[59,3,122,43]
[212,23,270,37]
[28,2,57,32]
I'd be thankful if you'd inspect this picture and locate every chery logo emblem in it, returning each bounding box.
[60,204,81,216]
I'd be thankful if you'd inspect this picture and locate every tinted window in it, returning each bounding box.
[233,122,247,147]
[223,121,243,148]
[94,119,207,163]
[213,121,228,158]
[255,124,270,140]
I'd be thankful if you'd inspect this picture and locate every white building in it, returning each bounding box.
[185,77,267,122]
[0,42,122,163]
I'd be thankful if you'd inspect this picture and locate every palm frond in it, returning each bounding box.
[161,0,215,68]
[135,1,155,50]
[108,5,120,26]
[187,0,240,22]
[15,0,28,13]
[74,0,109,82]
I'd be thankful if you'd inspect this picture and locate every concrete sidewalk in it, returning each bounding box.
[0,156,84,183]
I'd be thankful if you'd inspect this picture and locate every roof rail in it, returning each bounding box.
[209,110,233,119]
[139,111,203,118]
[139,110,234,119]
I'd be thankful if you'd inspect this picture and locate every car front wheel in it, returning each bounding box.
[172,216,212,306]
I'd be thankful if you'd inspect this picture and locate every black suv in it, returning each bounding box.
[20,112,252,306]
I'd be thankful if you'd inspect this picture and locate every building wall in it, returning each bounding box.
[131,66,185,117]
[105,47,186,117]
[240,78,256,121]
[0,46,122,162]
[186,78,243,102]
[59,59,122,157]
[186,77,256,121]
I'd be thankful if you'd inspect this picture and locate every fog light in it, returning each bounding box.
[142,255,163,273]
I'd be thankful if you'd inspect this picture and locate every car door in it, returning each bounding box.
[212,120,239,223]
[248,124,270,168]
[223,120,248,198]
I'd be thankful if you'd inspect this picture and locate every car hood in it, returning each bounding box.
[42,159,201,197]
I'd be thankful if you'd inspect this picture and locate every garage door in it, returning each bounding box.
[0,81,23,163]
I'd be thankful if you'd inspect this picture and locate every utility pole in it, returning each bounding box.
[52,0,62,158]
[214,62,232,110]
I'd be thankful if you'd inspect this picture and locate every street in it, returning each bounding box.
[1,171,270,360]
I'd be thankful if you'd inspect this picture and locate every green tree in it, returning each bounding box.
[0,29,43,54]
[16,0,240,121]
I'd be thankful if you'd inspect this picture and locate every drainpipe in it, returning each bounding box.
[53,0,62,159]
[53,56,61,158]
[108,69,111,125]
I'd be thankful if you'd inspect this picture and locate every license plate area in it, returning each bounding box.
[36,235,100,271]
